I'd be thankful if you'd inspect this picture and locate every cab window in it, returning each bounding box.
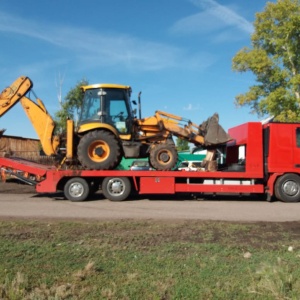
[106,90,130,134]
[80,89,100,121]
[296,128,300,147]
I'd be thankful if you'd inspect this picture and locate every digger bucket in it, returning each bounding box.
[199,113,231,146]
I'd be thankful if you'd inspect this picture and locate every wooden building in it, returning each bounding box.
[0,134,40,159]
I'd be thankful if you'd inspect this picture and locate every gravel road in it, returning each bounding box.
[1,192,300,222]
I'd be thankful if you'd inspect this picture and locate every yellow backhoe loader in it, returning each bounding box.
[0,76,231,170]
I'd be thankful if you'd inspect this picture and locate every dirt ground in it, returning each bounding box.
[2,177,300,225]
[0,179,300,246]
[0,178,36,194]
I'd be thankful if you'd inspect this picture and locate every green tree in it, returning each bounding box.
[54,79,88,133]
[176,138,189,152]
[232,0,300,121]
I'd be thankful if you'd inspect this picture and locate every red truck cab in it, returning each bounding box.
[226,122,300,202]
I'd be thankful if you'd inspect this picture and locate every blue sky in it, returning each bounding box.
[0,0,270,138]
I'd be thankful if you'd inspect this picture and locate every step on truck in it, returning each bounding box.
[1,120,300,202]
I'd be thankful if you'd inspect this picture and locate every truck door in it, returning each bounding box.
[266,123,299,172]
[293,127,300,169]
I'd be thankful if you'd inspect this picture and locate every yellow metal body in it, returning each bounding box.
[20,96,59,155]
[0,76,32,117]
[77,122,132,141]
[77,122,119,136]
[0,76,60,156]
[81,83,131,91]
[79,83,213,149]
[136,110,205,145]
[66,119,74,159]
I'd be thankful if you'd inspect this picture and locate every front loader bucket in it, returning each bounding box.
[199,113,231,146]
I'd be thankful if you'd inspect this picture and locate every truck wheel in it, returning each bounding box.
[64,177,90,202]
[275,174,300,202]
[102,177,131,201]
[150,144,178,170]
[78,130,121,170]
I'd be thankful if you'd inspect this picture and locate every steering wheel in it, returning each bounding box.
[113,112,124,121]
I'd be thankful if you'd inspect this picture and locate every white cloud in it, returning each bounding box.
[183,103,200,111]
[0,11,215,72]
[192,0,253,33]
[170,0,253,40]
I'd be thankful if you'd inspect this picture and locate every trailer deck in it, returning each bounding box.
[0,156,265,201]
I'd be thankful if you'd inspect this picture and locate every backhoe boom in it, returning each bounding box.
[0,76,60,156]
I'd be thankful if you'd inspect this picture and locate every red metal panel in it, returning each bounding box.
[267,123,300,173]
[175,183,264,193]
[0,157,55,176]
[228,122,250,145]
[266,172,282,196]
[139,177,175,194]
[228,122,264,177]
[36,172,59,193]
[244,123,264,176]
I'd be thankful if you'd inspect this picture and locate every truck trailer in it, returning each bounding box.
[1,120,300,203]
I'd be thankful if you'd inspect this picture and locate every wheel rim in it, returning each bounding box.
[282,180,299,196]
[88,140,110,162]
[157,149,172,165]
[69,182,84,198]
[107,178,125,196]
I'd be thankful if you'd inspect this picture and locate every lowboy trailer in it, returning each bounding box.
[1,121,300,202]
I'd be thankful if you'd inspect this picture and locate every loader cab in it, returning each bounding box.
[78,83,134,134]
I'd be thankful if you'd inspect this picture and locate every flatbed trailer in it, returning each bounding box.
[1,121,300,202]
[0,155,265,201]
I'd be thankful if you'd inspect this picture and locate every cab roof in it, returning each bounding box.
[81,83,131,91]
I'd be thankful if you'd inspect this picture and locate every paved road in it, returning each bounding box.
[0,193,300,222]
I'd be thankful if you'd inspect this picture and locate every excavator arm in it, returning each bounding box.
[0,76,60,156]
[136,110,231,146]
[0,76,32,116]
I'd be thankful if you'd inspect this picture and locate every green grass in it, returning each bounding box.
[0,220,300,299]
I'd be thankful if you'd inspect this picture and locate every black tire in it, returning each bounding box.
[102,177,131,201]
[149,143,178,170]
[274,173,300,203]
[64,177,90,202]
[77,130,121,170]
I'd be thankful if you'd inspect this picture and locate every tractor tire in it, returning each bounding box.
[149,143,178,170]
[77,130,121,170]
